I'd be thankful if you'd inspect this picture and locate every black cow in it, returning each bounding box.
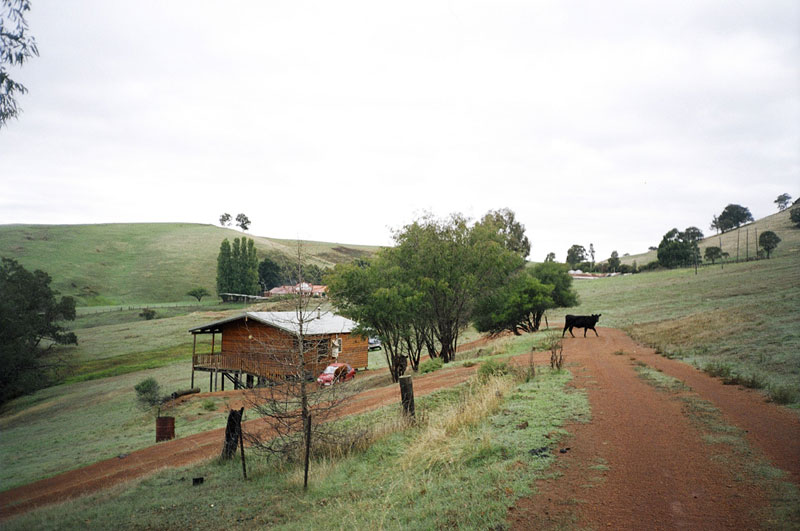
[562,314,601,338]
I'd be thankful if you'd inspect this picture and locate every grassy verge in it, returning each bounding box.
[4,359,588,529]
[634,364,800,528]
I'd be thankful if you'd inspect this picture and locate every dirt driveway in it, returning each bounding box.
[3,329,799,527]
[509,328,800,530]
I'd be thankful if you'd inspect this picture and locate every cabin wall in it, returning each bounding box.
[218,320,369,378]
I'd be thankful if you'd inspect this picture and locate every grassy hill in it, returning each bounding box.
[0,223,379,305]
[619,207,799,267]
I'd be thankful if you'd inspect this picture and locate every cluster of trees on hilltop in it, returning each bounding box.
[327,209,577,381]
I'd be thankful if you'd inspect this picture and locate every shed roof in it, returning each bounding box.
[189,311,357,336]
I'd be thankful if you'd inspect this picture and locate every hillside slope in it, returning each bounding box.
[620,207,799,266]
[0,223,379,305]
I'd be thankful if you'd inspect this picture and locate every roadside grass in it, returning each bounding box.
[634,364,800,528]
[551,252,800,405]
[3,364,589,530]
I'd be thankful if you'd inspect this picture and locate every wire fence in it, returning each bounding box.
[75,301,226,316]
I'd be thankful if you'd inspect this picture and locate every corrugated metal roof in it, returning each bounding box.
[189,310,357,336]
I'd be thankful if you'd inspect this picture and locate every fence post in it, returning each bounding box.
[399,375,415,418]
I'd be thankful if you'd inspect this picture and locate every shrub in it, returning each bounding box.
[768,385,798,405]
[139,308,157,320]
[703,361,733,380]
[477,359,511,382]
[419,358,444,374]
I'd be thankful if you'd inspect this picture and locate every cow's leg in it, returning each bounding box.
[562,324,568,338]
[568,327,575,338]
[592,327,599,337]
[584,327,587,337]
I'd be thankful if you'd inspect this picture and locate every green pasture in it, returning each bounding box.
[0,223,380,305]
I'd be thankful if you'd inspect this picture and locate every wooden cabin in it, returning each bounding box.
[189,311,368,391]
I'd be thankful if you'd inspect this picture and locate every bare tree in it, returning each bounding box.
[243,245,361,490]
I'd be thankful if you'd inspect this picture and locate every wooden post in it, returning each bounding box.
[746,228,749,261]
[303,414,312,491]
[399,375,415,418]
[239,415,247,480]
[191,334,196,389]
[754,228,758,259]
[209,371,213,392]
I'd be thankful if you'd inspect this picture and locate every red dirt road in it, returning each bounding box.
[510,328,800,530]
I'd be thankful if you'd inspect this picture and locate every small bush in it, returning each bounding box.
[134,377,165,416]
[462,360,476,368]
[201,399,216,411]
[419,358,444,374]
[703,361,733,380]
[139,308,157,320]
[477,360,511,382]
[768,385,798,405]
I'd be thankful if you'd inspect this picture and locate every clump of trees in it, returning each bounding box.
[656,227,703,268]
[0,258,77,403]
[219,213,251,231]
[258,254,330,291]
[216,237,260,295]
[474,262,577,337]
[710,204,754,234]
[328,209,575,381]
[565,244,587,269]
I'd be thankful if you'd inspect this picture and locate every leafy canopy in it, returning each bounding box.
[1,0,39,128]
[715,204,753,232]
[0,257,76,403]
[759,231,781,259]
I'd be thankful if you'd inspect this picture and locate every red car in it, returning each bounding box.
[316,363,356,386]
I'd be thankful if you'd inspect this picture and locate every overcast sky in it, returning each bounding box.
[1,1,798,261]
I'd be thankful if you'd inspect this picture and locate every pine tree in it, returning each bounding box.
[216,239,233,294]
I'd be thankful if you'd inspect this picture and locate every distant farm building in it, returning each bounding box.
[189,311,367,391]
[264,283,327,298]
